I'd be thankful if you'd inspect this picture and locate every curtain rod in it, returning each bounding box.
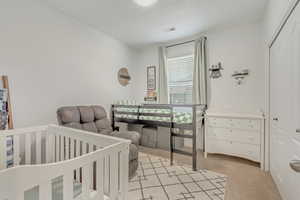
[166,36,207,48]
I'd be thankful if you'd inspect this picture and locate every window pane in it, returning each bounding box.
[167,55,194,104]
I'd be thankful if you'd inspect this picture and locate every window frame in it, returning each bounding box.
[167,54,194,105]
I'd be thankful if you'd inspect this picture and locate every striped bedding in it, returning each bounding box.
[6,136,13,167]
[0,88,13,167]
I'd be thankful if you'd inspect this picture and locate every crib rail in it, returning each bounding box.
[0,125,47,169]
[0,125,130,200]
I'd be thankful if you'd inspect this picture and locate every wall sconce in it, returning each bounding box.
[209,62,223,79]
[232,69,249,85]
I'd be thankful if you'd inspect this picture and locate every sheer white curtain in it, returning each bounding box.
[158,46,169,103]
[192,37,208,105]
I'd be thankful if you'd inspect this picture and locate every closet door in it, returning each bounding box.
[270,3,300,200]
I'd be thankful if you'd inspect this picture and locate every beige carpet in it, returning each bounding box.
[129,153,227,200]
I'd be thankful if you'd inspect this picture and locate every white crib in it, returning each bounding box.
[0,125,130,200]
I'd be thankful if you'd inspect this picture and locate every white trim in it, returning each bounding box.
[264,48,271,171]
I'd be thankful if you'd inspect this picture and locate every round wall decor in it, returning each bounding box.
[118,67,131,87]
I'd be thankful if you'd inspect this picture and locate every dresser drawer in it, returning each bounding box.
[206,117,260,131]
[206,139,260,162]
[207,127,260,145]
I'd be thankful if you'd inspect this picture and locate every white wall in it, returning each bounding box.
[134,22,265,115]
[207,23,264,114]
[133,46,159,103]
[0,0,137,128]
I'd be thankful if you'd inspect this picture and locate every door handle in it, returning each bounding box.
[273,117,279,121]
[296,129,300,133]
[290,160,300,172]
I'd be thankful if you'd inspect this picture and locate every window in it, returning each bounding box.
[167,55,194,104]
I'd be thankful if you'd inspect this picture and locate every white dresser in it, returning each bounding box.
[204,113,265,170]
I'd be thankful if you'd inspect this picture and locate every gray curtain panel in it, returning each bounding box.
[158,46,169,104]
[192,37,208,105]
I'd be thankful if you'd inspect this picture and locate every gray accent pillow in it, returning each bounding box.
[58,107,80,124]
[78,106,95,123]
[92,105,107,120]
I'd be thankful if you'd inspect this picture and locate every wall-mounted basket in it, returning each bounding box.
[118,67,131,87]
[232,69,249,85]
[209,62,223,79]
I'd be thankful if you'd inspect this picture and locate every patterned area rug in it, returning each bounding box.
[129,153,227,200]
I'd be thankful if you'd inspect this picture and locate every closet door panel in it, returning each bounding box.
[270,3,300,200]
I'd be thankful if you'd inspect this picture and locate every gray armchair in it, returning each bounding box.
[57,105,140,178]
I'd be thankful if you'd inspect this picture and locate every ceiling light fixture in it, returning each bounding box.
[168,27,176,32]
[133,0,158,7]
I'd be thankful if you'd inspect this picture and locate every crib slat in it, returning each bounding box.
[65,137,70,160]
[0,136,6,170]
[51,134,55,162]
[120,146,129,200]
[76,140,81,181]
[13,135,20,166]
[36,132,42,164]
[82,142,87,155]
[109,152,119,200]
[76,140,80,157]
[55,135,59,162]
[82,163,92,198]
[96,156,104,200]
[39,181,52,200]
[104,156,110,195]
[63,170,74,200]
[70,139,75,159]
[46,133,54,163]
[25,133,31,164]
[60,135,64,161]
[87,143,90,153]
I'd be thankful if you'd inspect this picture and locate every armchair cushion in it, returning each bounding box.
[58,107,80,124]
[111,131,140,146]
[78,106,95,123]
[82,122,98,133]
[98,129,113,135]
[64,122,82,130]
[95,118,112,133]
[92,105,107,120]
